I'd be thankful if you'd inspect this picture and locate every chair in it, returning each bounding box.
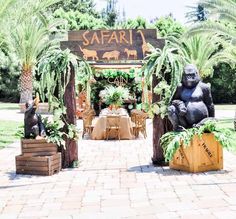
[76,91,87,119]
[82,109,96,137]
[105,115,121,140]
[132,112,147,138]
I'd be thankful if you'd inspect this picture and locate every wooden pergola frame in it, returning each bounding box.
[61,29,166,168]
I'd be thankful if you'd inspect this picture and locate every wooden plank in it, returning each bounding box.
[16,160,48,167]
[51,162,61,170]
[16,165,49,171]
[52,158,60,165]
[21,152,56,157]
[16,155,48,162]
[21,139,47,144]
[22,143,56,148]
[22,147,57,153]
[16,170,49,176]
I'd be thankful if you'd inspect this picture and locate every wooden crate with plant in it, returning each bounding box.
[161,121,232,173]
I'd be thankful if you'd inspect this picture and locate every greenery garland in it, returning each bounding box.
[161,120,233,162]
[94,68,142,79]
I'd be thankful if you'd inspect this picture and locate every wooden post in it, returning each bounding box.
[61,66,78,168]
[152,75,165,165]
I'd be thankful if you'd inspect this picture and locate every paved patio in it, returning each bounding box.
[1,117,236,219]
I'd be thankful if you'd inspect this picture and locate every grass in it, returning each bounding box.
[217,118,236,153]
[0,102,19,110]
[215,104,236,110]
[0,120,23,149]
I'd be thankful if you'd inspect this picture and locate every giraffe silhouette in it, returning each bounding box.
[137,30,149,57]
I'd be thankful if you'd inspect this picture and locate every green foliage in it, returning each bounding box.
[121,17,150,29]
[152,16,185,37]
[42,117,79,149]
[101,0,119,27]
[53,8,106,30]
[0,47,20,101]
[205,63,236,103]
[161,120,233,162]
[101,86,130,107]
[50,0,99,17]
[95,68,141,80]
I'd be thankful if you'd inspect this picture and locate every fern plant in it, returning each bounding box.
[161,120,233,162]
[37,48,80,146]
[142,43,185,118]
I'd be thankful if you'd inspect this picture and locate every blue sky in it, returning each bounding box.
[94,0,198,24]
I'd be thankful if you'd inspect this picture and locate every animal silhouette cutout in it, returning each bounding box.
[124,48,137,59]
[137,30,150,57]
[79,46,98,61]
[102,50,120,60]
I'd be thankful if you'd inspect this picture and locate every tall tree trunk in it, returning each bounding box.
[152,74,165,165]
[61,66,78,168]
[19,65,33,103]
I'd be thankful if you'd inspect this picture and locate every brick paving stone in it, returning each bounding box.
[212,210,236,219]
[124,215,157,219]
[0,213,19,219]
[101,206,137,217]
[156,212,180,219]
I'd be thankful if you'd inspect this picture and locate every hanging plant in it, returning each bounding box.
[143,43,185,118]
[161,120,233,162]
[37,48,80,147]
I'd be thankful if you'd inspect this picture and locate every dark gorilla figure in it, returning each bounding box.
[168,64,215,131]
[24,100,46,138]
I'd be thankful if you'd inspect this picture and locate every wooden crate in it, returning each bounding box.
[16,153,61,176]
[169,133,223,173]
[21,139,57,157]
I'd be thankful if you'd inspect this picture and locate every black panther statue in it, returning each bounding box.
[24,100,46,138]
[168,64,215,131]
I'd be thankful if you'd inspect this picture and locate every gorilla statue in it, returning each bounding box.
[168,64,215,131]
[24,100,46,138]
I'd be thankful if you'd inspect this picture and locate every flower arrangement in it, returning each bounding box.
[99,86,130,108]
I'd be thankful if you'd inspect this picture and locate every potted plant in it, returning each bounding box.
[100,86,129,110]
[160,120,233,172]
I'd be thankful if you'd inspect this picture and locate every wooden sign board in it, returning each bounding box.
[60,29,164,62]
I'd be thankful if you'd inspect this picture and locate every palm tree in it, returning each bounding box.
[0,0,17,46]
[7,0,62,103]
[188,0,236,46]
[172,34,233,77]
